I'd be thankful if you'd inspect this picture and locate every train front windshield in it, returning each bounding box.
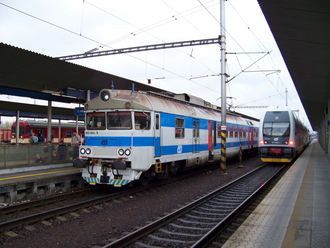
[107,112,132,130]
[263,122,290,137]
[262,111,290,137]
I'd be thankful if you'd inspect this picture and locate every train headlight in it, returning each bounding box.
[118,149,125,156]
[289,140,294,145]
[125,102,131,109]
[100,90,110,102]
[86,148,91,155]
[125,149,131,156]
[259,140,264,145]
[80,148,86,154]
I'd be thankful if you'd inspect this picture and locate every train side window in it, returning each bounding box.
[66,130,72,138]
[155,114,160,130]
[26,127,29,136]
[243,127,246,137]
[134,112,150,130]
[239,126,242,137]
[217,124,221,138]
[175,118,185,139]
[230,125,233,138]
[235,126,238,138]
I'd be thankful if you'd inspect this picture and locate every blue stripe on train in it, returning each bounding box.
[85,136,154,147]
[85,136,258,156]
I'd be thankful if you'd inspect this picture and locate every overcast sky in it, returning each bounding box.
[0,0,313,130]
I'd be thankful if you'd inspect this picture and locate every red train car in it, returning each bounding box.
[0,128,11,143]
[11,120,85,145]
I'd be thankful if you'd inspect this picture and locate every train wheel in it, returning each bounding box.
[139,172,150,186]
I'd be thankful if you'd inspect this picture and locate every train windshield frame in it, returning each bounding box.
[107,111,132,130]
[263,122,290,137]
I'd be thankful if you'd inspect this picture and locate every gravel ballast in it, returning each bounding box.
[1,156,263,248]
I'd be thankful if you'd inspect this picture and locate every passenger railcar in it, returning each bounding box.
[75,89,259,187]
[0,128,11,143]
[11,120,84,145]
[258,106,309,162]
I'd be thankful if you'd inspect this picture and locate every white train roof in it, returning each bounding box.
[85,89,258,125]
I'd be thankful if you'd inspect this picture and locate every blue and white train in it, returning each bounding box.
[258,106,310,163]
[74,89,259,187]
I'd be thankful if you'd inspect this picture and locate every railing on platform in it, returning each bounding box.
[0,144,75,167]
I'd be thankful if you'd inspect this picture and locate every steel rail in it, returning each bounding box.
[102,165,277,248]
[192,164,287,247]
[0,186,106,215]
[0,162,228,233]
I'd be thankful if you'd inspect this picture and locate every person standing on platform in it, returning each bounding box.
[35,154,45,164]
[29,133,38,144]
[71,131,81,146]
[38,132,45,145]
[51,150,59,161]
[73,140,80,160]
[57,140,67,161]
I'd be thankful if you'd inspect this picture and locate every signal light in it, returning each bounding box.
[289,140,294,145]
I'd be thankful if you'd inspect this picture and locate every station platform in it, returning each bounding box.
[222,140,330,248]
[0,163,84,204]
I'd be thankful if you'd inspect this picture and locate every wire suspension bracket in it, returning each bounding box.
[56,37,221,61]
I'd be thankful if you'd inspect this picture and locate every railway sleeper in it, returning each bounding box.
[185,214,221,222]
[191,211,227,218]
[147,234,195,244]
[168,223,210,231]
[177,218,215,226]
[159,228,204,237]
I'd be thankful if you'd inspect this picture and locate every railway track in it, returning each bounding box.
[0,161,233,234]
[102,164,287,248]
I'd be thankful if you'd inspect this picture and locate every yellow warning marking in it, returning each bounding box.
[0,168,81,181]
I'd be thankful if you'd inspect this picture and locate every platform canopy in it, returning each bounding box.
[257,0,330,131]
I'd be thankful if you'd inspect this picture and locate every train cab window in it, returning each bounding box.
[107,111,132,130]
[263,122,290,137]
[134,112,150,130]
[175,118,185,139]
[87,112,106,130]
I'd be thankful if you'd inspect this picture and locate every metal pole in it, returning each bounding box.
[16,110,19,145]
[47,100,52,143]
[220,0,227,175]
[58,119,61,143]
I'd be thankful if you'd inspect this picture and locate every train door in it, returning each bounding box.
[250,127,254,149]
[208,121,213,152]
[247,126,251,149]
[154,113,161,157]
[192,119,200,153]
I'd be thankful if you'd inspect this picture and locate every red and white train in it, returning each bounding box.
[10,120,84,145]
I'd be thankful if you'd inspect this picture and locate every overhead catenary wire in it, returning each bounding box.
[0,1,297,116]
